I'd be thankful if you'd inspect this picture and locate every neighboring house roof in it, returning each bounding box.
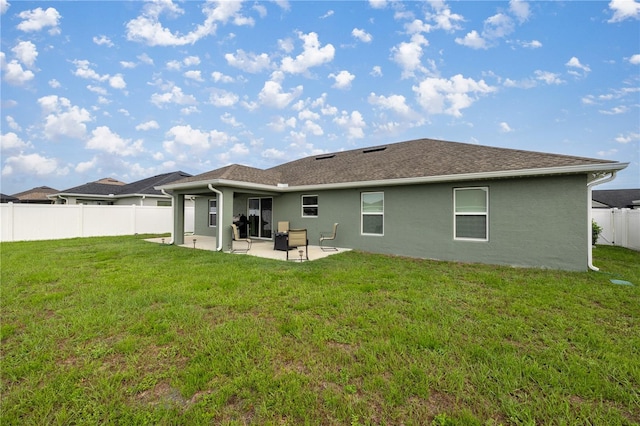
[95,177,126,185]
[52,171,193,200]
[161,138,627,191]
[592,189,640,208]
[11,186,58,203]
[1,193,18,203]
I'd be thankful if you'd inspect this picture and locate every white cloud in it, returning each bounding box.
[268,116,297,132]
[565,56,591,76]
[87,85,108,95]
[628,54,640,65]
[608,0,640,22]
[136,120,159,131]
[126,0,253,46]
[368,92,415,118]
[499,122,513,133]
[150,85,197,107]
[2,153,68,177]
[520,39,542,49]
[614,132,640,143]
[329,70,355,90]
[371,65,383,77]
[599,106,628,115]
[333,110,366,139]
[162,125,230,159]
[109,74,127,90]
[0,52,35,85]
[72,59,109,82]
[597,148,618,157]
[455,30,487,49]
[17,7,60,34]
[209,89,239,107]
[93,35,114,47]
[534,70,564,85]
[75,156,98,173]
[120,61,137,69]
[369,0,387,9]
[86,126,144,156]
[11,41,38,68]
[225,49,272,73]
[4,116,21,131]
[220,112,242,127]
[320,10,334,19]
[352,28,373,43]
[483,13,515,39]
[184,70,204,82]
[258,78,303,108]
[37,95,93,140]
[424,2,465,32]
[509,0,531,23]
[49,79,61,88]
[1,132,31,151]
[211,71,234,83]
[303,120,324,136]
[413,74,496,117]
[391,34,429,78]
[1,0,9,15]
[280,32,335,74]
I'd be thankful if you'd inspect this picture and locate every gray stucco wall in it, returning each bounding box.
[273,175,588,270]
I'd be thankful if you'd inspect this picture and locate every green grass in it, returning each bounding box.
[1,236,639,425]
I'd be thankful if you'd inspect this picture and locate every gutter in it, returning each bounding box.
[587,171,617,271]
[208,184,223,251]
[160,189,175,244]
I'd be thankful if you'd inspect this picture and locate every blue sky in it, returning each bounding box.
[1,0,638,195]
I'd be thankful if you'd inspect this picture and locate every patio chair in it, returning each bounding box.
[277,221,290,233]
[286,229,308,261]
[319,223,339,251]
[231,224,251,253]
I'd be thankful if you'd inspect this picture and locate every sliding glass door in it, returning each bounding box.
[248,197,273,239]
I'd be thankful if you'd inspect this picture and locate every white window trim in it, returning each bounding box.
[208,199,217,228]
[361,191,384,236]
[301,194,318,218]
[453,187,489,242]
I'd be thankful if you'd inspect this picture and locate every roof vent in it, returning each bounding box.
[315,154,335,160]
[363,146,387,154]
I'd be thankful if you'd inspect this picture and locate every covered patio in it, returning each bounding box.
[145,235,350,262]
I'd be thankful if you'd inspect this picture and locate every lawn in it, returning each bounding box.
[1,236,638,425]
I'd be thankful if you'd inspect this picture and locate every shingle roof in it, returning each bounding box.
[170,138,621,188]
[57,171,192,197]
[11,186,58,201]
[592,189,640,208]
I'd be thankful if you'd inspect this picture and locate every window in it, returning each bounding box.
[157,200,171,207]
[302,195,318,217]
[208,199,217,227]
[361,192,384,235]
[454,187,488,241]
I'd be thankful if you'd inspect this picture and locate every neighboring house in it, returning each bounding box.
[1,194,18,203]
[10,186,58,204]
[157,138,628,271]
[592,189,640,209]
[50,171,192,206]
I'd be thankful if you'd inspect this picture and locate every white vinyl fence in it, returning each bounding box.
[592,208,640,251]
[0,203,195,242]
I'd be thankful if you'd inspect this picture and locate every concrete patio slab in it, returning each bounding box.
[145,235,350,262]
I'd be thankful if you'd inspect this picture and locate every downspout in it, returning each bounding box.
[208,184,223,251]
[140,195,146,206]
[160,189,174,244]
[587,171,617,271]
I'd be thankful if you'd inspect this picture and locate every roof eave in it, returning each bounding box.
[156,162,629,193]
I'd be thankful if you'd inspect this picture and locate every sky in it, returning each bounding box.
[1,0,638,195]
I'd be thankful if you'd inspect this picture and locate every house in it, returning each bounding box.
[157,138,628,271]
[592,189,640,209]
[50,171,192,206]
[10,186,58,204]
[1,193,18,203]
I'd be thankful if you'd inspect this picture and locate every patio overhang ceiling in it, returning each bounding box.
[157,162,629,194]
